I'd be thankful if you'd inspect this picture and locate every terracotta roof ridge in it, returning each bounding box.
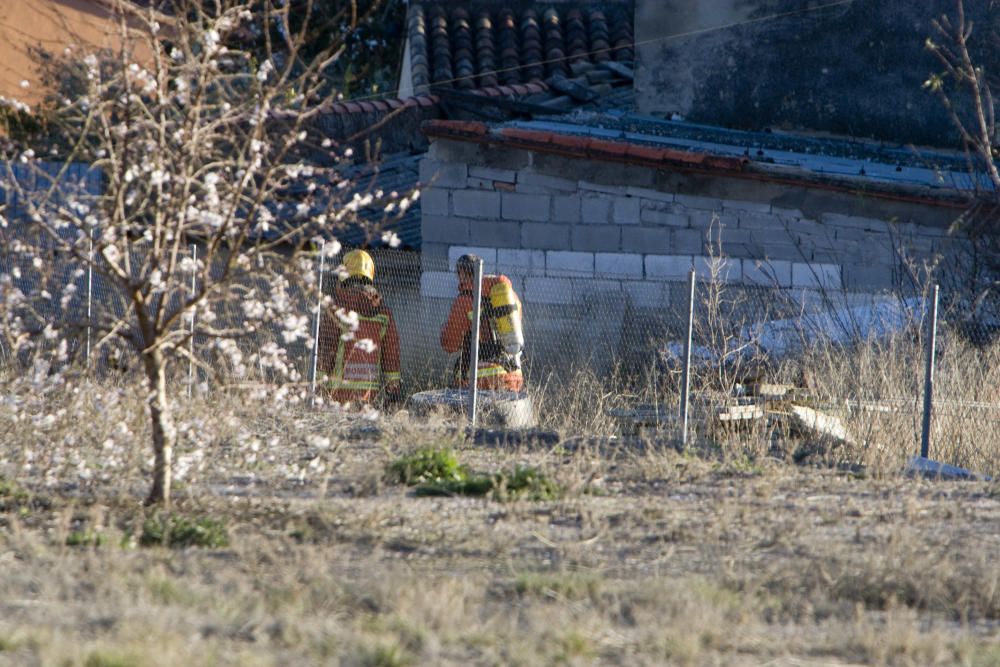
[318,81,549,118]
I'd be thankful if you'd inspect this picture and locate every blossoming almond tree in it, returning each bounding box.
[0,0,405,506]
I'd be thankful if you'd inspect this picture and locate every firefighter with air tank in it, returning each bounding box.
[439,253,526,392]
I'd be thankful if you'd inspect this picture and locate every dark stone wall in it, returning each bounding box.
[636,0,998,147]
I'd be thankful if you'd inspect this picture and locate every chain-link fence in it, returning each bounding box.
[2,236,1000,476]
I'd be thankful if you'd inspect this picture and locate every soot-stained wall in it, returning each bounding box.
[636,0,998,147]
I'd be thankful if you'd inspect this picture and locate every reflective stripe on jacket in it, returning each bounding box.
[317,280,401,404]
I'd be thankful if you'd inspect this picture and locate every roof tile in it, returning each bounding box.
[407,3,634,90]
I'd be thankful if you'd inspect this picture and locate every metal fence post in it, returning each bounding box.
[920,284,940,459]
[310,241,326,406]
[680,268,696,448]
[468,258,484,428]
[187,244,197,397]
[85,228,93,369]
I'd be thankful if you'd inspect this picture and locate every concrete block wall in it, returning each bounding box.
[417,139,968,373]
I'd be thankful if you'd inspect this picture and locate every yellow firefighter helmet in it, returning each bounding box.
[343,249,375,282]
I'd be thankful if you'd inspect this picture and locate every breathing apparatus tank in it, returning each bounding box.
[488,280,524,368]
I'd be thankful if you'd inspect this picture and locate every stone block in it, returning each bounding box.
[713,226,752,246]
[750,228,799,246]
[579,180,627,195]
[581,194,613,224]
[742,258,792,287]
[694,255,740,283]
[421,188,450,216]
[759,243,806,262]
[622,227,671,254]
[418,159,467,189]
[447,245,497,272]
[821,212,891,232]
[673,228,709,254]
[788,218,830,237]
[552,195,581,223]
[420,270,458,298]
[623,280,670,309]
[626,186,675,203]
[482,147,533,170]
[466,177,496,190]
[469,165,516,183]
[452,190,501,219]
[468,220,521,248]
[723,199,772,214]
[675,193,723,211]
[771,206,806,220]
[521,223,570,250]
[645,254,693,281]
[421,242,449,267]
[422,214,469,244]
[429,139,483,164]
[517,171,577,192]
[571,225,621,252]
[595,252,643,279]
[686,210,736,233]
[573,278,622,301]
[738,210,785,230]
[502,193,550,222]
[641,205,688,227]
[792,262,842,289]
[612,197,641,225]
[546,250,594,277]
[524,276,574,305]
[498,248,546,277]
[842,263,897,291]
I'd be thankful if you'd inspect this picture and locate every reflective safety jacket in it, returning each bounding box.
[440,273,524,392]
[317,280,401,406]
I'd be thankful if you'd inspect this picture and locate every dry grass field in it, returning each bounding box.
[1,376,1000,667]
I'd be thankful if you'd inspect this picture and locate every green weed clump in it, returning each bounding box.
[386,447,469,486]
[139,513,229,549]
[66,530,106,548]
[83,650,140,667]
[496,466,561,501]
[0,477,30,512]
[387,448,560,500]
[359,642,412,667]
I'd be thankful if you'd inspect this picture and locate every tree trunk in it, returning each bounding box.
[143,348,175,507]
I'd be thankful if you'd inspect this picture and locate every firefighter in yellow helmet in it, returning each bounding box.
[317,249,402,406]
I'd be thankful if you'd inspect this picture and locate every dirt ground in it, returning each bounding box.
[1,406,999,667]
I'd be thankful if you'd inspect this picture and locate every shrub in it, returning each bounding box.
[66,530,105,548]
[139,513,229,549]
[387,448,562,500]
[0,478,29,512]
[413,474,495,498]
[386,447,469,486]
[497,466,561,501]
[83,651,140,667]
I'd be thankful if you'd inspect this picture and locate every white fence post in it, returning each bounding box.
[310,241,326,406]
[468,258,484,429]
[86,228,93,369]
[187,244,197,397]
[680,268,696,448]
[920,284,940,459]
